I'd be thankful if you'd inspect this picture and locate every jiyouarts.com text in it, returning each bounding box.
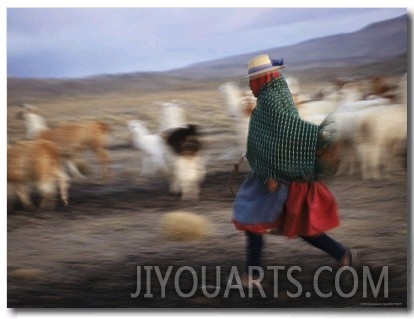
[130,265,388,299]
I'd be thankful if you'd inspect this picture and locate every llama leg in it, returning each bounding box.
[353,143,364,178]
[57,171,70,206]
[347,143,359,176]
[179,170,201,200]
[335,157,348,176]
[179,157,204,200]
[382,145,394,179]
[348,151,358,176]
[66,159,86,179]
[155,154,168,175]
[334,143,353,176]
[37,181,56,211]
[140,155,154,176]
[183,182,200,200]
[169,172,181,195]
[357,143,369,180]
[365,148,375,180]
[96,148,110,180]
[14,184,35,210]
[180,178,195,200]
[169,159,181,195]
[370,145,382,180]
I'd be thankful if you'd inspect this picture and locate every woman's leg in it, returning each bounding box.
[301,233,347,262]
[245,231,264,276]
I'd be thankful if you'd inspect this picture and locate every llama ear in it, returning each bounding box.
[160,129,172,141]
[170,99,186,107]
[187,124,197,134]
[19,103,37,112]
[16,110,24,120]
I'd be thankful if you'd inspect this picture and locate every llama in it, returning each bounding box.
[8,139,70,211]
[295,85,344,125]
[219,82,255,150]
[329,73,408,179]
[285,76,300,97]
[355,105,407,179]
[240,90,257,117]
[164,125,206,200]
[157,100,187,133]
[323,110,369,176]
[16,104,48,139]
[285,76,312,107]
[298,81,370,125]
[335,80,393,112]
[218,82,243,119]
[326,105,407,179]
[18,104,111,180]
[155,100,206,199]
[336,97,393,113]
[368,75,401,101]
[237,90,256,144]
[128,119,171,176]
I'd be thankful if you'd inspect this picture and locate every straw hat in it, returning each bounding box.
[245,54,284,78]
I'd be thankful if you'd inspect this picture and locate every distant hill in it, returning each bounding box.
[171,14,408,78]
[7,14,408,100]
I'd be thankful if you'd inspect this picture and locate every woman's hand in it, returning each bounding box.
[267,178,279,192]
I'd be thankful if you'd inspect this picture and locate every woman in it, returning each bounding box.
[232,54,358,287]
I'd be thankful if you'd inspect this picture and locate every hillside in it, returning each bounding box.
[7,14,408,102]
[173,14,408,77]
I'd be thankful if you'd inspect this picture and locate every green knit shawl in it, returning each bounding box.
[246,76,320,182]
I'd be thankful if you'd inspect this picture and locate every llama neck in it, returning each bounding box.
[25,113,49,139]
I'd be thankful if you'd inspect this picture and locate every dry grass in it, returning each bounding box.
[7,84,231,146]
[160,211,212,241]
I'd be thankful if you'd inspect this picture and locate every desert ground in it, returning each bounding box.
[6,73,408,309]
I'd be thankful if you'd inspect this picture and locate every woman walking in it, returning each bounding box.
[232,54,358,287]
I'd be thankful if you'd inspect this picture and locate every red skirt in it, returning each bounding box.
[275,181,340,238]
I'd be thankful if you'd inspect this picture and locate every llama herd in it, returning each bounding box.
[8,101,206,212]
[7,72,408,212]
[219,73,408,181]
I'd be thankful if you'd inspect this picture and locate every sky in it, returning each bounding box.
[6,6,408,79]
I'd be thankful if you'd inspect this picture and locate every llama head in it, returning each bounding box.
[16,104,49,138]
[219,82,243,118]
[128,120,150,135]
[165,125,201,156]
[16,103,38,120]
[240,93,256,117]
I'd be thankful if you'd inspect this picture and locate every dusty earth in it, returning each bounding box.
[7,129,408,309]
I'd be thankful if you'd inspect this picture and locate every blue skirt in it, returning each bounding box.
[232,175,290,233]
